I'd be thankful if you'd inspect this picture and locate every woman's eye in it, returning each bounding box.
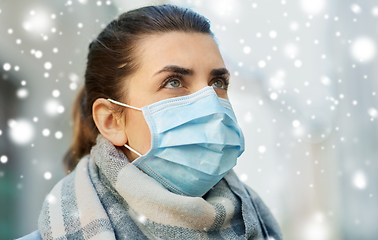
[165,79,182,88]
[212,79,227,89]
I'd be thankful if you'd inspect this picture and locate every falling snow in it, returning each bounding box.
[353,171,367,189]
[35,50,43,58]
[55,131,63,139]
[258,60,266,68]
[0,155,8,164]
[70,82,78,90]
[17,88,29,98]
[292,120,301,128]
[373,7,378,16]
[44,172,52,180]
[8,119,34,145]
[52,89,60,97]
[3,63,11,71]
[46,194,56,204]
[269,31,277,39]
[42,129,50,137]
[351,37,376,62]
[270,92,278,100]
[258,146,266,153]
[138,214,147,224]
[368,108,377,118]
[0,1,378,239]
[243,46,251,54]
[44,62,52,70]
[351,4,362,14]
[294,60,302,68]
[300,0,325,14]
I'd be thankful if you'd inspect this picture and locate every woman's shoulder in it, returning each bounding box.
[16,230,42,240]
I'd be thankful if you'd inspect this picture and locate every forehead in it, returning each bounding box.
[136,32,225,72]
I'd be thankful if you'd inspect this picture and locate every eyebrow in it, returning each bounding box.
[154,65,230,77]
[154,65,194,76]
[210,68,230,77]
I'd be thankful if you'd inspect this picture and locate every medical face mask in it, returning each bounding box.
[108,86,245,197]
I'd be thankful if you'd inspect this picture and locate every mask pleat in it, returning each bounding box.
[130,86,245,197]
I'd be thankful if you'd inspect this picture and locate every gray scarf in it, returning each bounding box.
[38,135,282,239]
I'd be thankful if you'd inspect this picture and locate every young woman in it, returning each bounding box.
[19,4,282,240]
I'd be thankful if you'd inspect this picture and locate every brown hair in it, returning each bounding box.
[63,4,214,173]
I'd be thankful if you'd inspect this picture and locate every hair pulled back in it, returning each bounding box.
[63,4,213,173]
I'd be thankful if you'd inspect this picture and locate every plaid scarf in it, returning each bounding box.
[38,135,282,239]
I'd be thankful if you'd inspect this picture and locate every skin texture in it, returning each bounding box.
[93,32,230,162]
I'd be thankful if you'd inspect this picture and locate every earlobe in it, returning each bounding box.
[92,98,128,146]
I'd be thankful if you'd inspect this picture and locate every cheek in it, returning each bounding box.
[214,88,228,100]
[125,110,151,154]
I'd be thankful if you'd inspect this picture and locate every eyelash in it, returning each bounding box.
[213,77,230,90]
[161,74,184,89]
[160,74,230,90]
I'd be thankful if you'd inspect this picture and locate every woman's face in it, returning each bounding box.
[122,32,230,161]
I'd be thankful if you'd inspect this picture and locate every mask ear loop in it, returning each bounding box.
[107,98,143,158]
[124,143,142,157]
[107,98,142,111]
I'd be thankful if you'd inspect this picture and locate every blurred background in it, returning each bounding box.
[0,0,377,239]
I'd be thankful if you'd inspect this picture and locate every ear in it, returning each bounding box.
[92,98,127,146]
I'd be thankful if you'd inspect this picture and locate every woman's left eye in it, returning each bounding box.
[212,79,228,89]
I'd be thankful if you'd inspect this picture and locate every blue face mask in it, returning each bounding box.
[108,86,245,197]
